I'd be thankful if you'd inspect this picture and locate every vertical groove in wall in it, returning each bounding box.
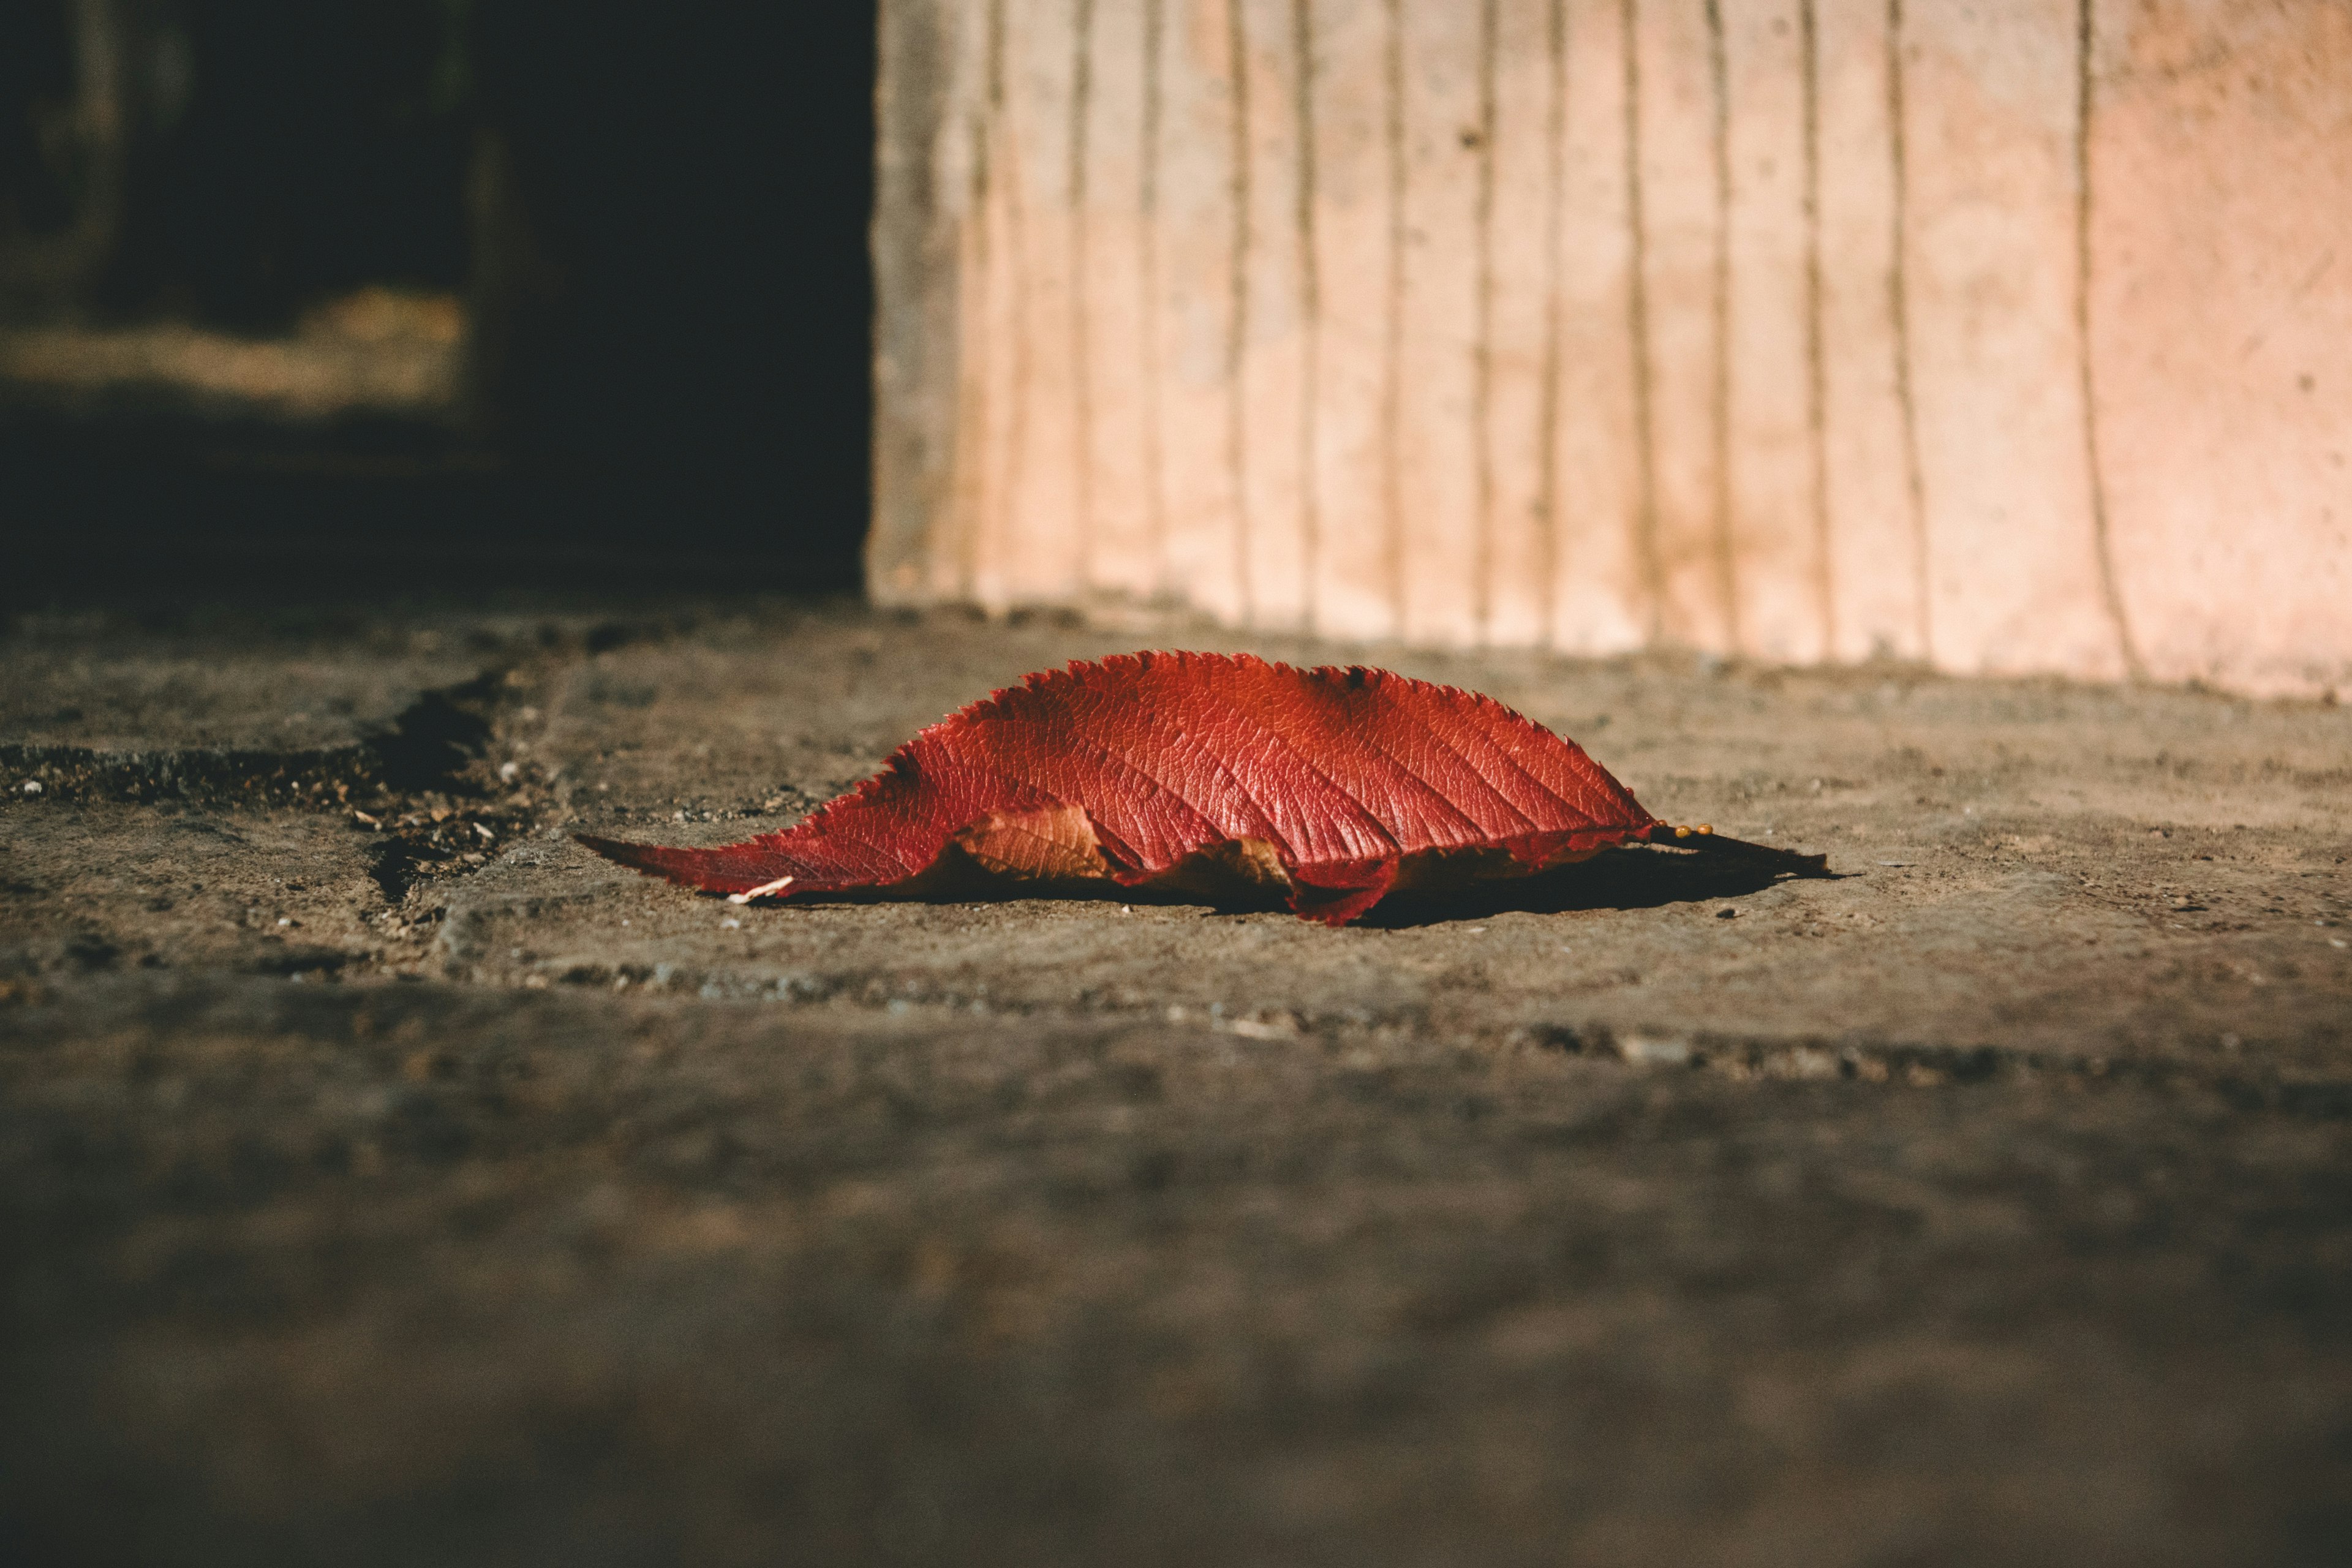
[1621,0,1665,636]
[948,110,982,595]
[2075,0,2142,680]
[1884,0,1929,661]
[1471,0,1500,639]
[877,0,957,602]
[1294,0,1322,632]
[1382,0,1408,631]
[1536,0,1567,644]
[993,0,1031,600]
[957,0,1012,599]
[1070,0,1096,590]
[1800,0,1833,657]
[1703,0,1737,651]
[1227,0,1254,622]
[1140,0,1168,594]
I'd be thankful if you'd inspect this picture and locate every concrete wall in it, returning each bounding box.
[871,0,2352,698]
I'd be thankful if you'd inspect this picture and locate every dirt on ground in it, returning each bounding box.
[3,597,2348,1566]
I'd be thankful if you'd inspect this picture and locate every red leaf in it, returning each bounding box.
[580,652,1710,925]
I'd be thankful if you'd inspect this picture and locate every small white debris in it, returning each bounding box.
[1463,926,1487,935]
[2334,938,2348,950]
[728,875,797,905]
[276,917,292,927]
[720,918,741,930]
[20,779,41,796]
[499,761,521,783]
[474,821,496,842]
[1615,1033,1694,1066]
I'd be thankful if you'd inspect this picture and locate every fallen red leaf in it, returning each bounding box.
[578,652,1812,925]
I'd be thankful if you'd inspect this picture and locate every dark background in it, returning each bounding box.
[0,0,878,603]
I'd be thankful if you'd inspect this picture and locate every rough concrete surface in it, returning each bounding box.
[3,598,2348,1566]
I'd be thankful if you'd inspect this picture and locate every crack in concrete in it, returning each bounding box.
[2,620,679,913]
[396,948,2352,1120]
[1525,1019,2352,1115]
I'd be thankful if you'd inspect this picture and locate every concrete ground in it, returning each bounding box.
[2,596,2348,1566]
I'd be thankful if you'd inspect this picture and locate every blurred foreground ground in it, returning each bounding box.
[2,597,2348,1566]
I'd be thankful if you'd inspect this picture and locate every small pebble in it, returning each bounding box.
[1716,907,1739,919]
[276,917,292,927]
[20,779,41,796]
[499,761,521,783]
[721,918,741,930]
[474,821,496,842]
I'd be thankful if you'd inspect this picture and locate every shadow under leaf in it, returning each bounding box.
[1357,839,1838,928]
[646,832,1836,928]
